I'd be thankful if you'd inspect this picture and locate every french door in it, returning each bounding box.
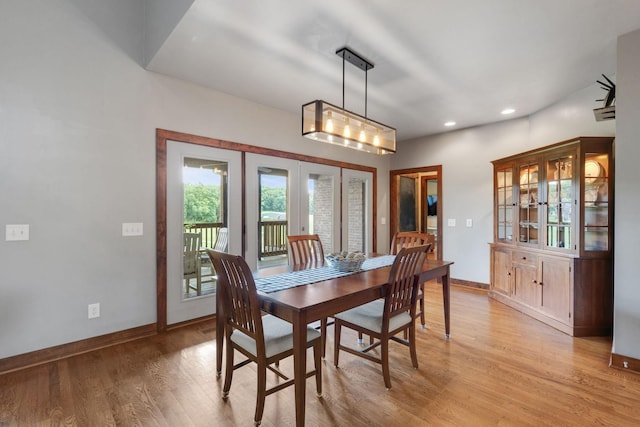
[166,141,241,324]
[245,155,342,270]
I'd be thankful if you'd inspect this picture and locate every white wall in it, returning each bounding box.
[0,0,389,359]
[392,83,614,284]
[613,28,640,360]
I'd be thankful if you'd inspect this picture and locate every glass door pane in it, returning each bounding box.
[518,162,539,244]
[300,162,340,254]
[545,155,573,249]
[342,169,373,253]
[258,168,289,267]
[183,157,228,298]
[584,153,609,251]
[496,166,513,242]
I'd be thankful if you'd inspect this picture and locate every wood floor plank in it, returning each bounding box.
[1,283,640,426]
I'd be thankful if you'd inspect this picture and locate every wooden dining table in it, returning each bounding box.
[215,257,454,427]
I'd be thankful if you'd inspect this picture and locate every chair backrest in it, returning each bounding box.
[207,250,265,353]
[390,231,432,255]
[213,227,229,252]
[287,234,325,267]
[384,245,429,322]
[183,232,201,275]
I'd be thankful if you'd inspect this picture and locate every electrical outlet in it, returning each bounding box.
[466,219,473,227]
[447,218,456,227]
[88,303,100,319]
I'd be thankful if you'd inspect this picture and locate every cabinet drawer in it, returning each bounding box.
[512,251,537,266]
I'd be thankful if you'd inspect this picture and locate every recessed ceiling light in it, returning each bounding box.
[444,121,456,127]
[501,108,516,115]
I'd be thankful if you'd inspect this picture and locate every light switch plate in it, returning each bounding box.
[122,222,143,236]
[6,224,29,241]
[447,219,456,227]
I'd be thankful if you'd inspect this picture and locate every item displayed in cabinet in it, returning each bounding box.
[584,160,604,184]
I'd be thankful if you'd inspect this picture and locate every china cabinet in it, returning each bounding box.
[489,136,614,336]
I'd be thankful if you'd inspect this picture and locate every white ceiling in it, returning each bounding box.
[146,0,640,142]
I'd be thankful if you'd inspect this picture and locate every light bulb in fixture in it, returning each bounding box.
[357,142,363,149]
[359,125,366,142]
[444,121,456,127]
[343,118,351,138]
[501,108,515,115]
[373,131,380,146]
[326,111,334,132]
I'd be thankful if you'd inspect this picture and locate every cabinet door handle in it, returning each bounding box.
[521,256,527,260]
[532,279,537,284]
[539,281,543,286]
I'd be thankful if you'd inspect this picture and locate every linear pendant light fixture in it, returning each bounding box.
[302,47,396,155]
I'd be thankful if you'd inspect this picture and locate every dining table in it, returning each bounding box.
[215,255,454,427]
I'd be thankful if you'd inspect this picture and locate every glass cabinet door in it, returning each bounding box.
[583,152,610,251]
[518,162,539,245]
[545,154,573,250]
[496,165,514,243]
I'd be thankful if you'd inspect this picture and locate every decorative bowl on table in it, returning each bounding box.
[325,251,366,272]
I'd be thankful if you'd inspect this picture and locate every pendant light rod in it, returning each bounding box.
[365,67,368,118]
[336,47,373,117]
[342,52,345,110]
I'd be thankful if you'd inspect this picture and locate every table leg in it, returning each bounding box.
[292,311,307,427]
[442,270,451,339]
[216,291,224,377]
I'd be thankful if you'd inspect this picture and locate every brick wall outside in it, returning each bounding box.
[347,177,365,252]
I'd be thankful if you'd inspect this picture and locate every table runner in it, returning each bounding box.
[254,255,396,293]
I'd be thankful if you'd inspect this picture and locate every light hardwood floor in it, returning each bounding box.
[1,282,639,426]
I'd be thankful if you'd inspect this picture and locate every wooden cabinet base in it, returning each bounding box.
[489,290,611,337]
[489,251,612,337]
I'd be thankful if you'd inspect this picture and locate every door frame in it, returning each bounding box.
[390,165,443,260]
[156,129,377,332]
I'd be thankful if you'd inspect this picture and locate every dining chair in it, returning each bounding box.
[183,232,202,295]
[287,234,325,268]
[390,231,433,330]
[287,234,331,357]
[208,250,322,427]
[333,244,429,389]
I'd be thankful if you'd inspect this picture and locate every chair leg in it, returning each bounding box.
[254,360,267,426]
[313,339,323,397]
[222,340,234,399]
[334,321,342,367]
[419,283,426,328]
[320,318,328,358]
[409,324,419,369]
[357,331,364,345]
[381,337,391,390]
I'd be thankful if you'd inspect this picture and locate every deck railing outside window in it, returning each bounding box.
[184,221,288,259]
[259,220,288,259]
[184,222,224,248]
